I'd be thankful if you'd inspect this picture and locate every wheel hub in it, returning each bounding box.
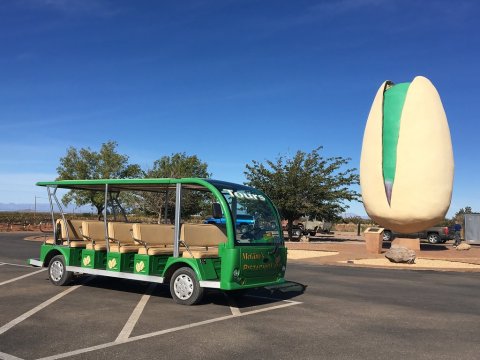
[50,260,64,281]
[174,274,193,300]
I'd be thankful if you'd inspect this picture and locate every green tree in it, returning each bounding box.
[56,141,142,217]
[453,206,474,225]
[244,147,360,239]
[141,153,210,223]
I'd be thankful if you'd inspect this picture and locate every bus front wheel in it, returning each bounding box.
[48,255,73,286]
[170,267,204,305]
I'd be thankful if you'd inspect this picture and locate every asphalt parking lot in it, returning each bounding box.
[1,232,480,360]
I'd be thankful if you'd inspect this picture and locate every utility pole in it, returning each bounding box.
[34,196,37,225]
[34,196,45,225]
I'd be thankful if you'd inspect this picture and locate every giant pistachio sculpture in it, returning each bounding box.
[360,76,454,233]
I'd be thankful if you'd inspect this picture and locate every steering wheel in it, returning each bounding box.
[241,226,265,241]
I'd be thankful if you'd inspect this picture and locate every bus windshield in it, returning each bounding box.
[212,183,283,246]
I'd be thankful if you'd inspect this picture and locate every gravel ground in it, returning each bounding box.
[287,231,480,271]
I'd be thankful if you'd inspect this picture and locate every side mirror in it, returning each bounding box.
[212,203,223,219]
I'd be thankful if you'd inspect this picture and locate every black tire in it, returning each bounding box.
[382,230,393,242]
[170,267,204,305]
[427,233,440,244]
[48,255,73,286]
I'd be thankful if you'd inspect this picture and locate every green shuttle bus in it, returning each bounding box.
[29,178,287,305]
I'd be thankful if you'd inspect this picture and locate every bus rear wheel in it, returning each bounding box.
[48,255,73,286]
[170,267,204,305]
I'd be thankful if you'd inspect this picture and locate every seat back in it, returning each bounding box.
[82,221,106,243]
[108,222,136,244]
[56,219,84,241]
[132,224,175,247]
[180,223,227,248]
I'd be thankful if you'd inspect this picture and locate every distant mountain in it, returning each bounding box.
[0,203,92,213]
[341,212,370,219]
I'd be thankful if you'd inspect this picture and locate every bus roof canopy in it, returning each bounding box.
[36,178,253,193]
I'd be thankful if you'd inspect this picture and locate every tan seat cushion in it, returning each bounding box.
[82,221,110,251]
[86,243,108,251]
[82,221,107,242]
[138,247,177,256]
[57,219,84,241]
[180,223,227,247]
[180,223,224,259]
[108,222,137,245]
[62,240,88,248]
[182,248,219,259]
[132,223,175,247]
[110,244,142,253]
[45,238,56,245]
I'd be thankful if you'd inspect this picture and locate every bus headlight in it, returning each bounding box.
[233,268,240,279]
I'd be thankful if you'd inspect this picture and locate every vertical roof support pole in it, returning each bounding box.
[109,192,117,221]
[47,186,57,241]
[104,184,110,252]
[164,189,169,224]
[173,183,182,258]
[51,187,70,245]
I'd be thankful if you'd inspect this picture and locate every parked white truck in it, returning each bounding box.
[295,217,332,236]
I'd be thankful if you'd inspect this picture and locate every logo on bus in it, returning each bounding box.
[108,258,117,269]
[135,261,145,273]
[83,255,91,266]
[241,252,283,271]
[223,189,266,201]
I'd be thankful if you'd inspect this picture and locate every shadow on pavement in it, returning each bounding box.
[307,237,362,243]
[205,281,307,309]
[420,243,451,251]
[224,281,307,308]
[74,275,306,309]
[381,242,451,251]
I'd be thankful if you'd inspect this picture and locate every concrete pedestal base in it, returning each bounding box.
[391,238,420,251]
[364,227,384,254]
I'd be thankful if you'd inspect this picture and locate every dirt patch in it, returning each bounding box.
[0,223,53,232]
[288,250,339,259]
[24,235,50,242]
[340,258,480,269]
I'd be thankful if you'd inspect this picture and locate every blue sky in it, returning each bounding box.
[0,0,479,217]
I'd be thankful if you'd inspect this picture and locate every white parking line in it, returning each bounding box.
[0,278,91,336]
[246,294,299,304]
[0,351,25,360]
[115,283,157,342]
[225,294,241,316]
[0,269,47,286]
[0,262,35,268]
[35,300,302,360]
